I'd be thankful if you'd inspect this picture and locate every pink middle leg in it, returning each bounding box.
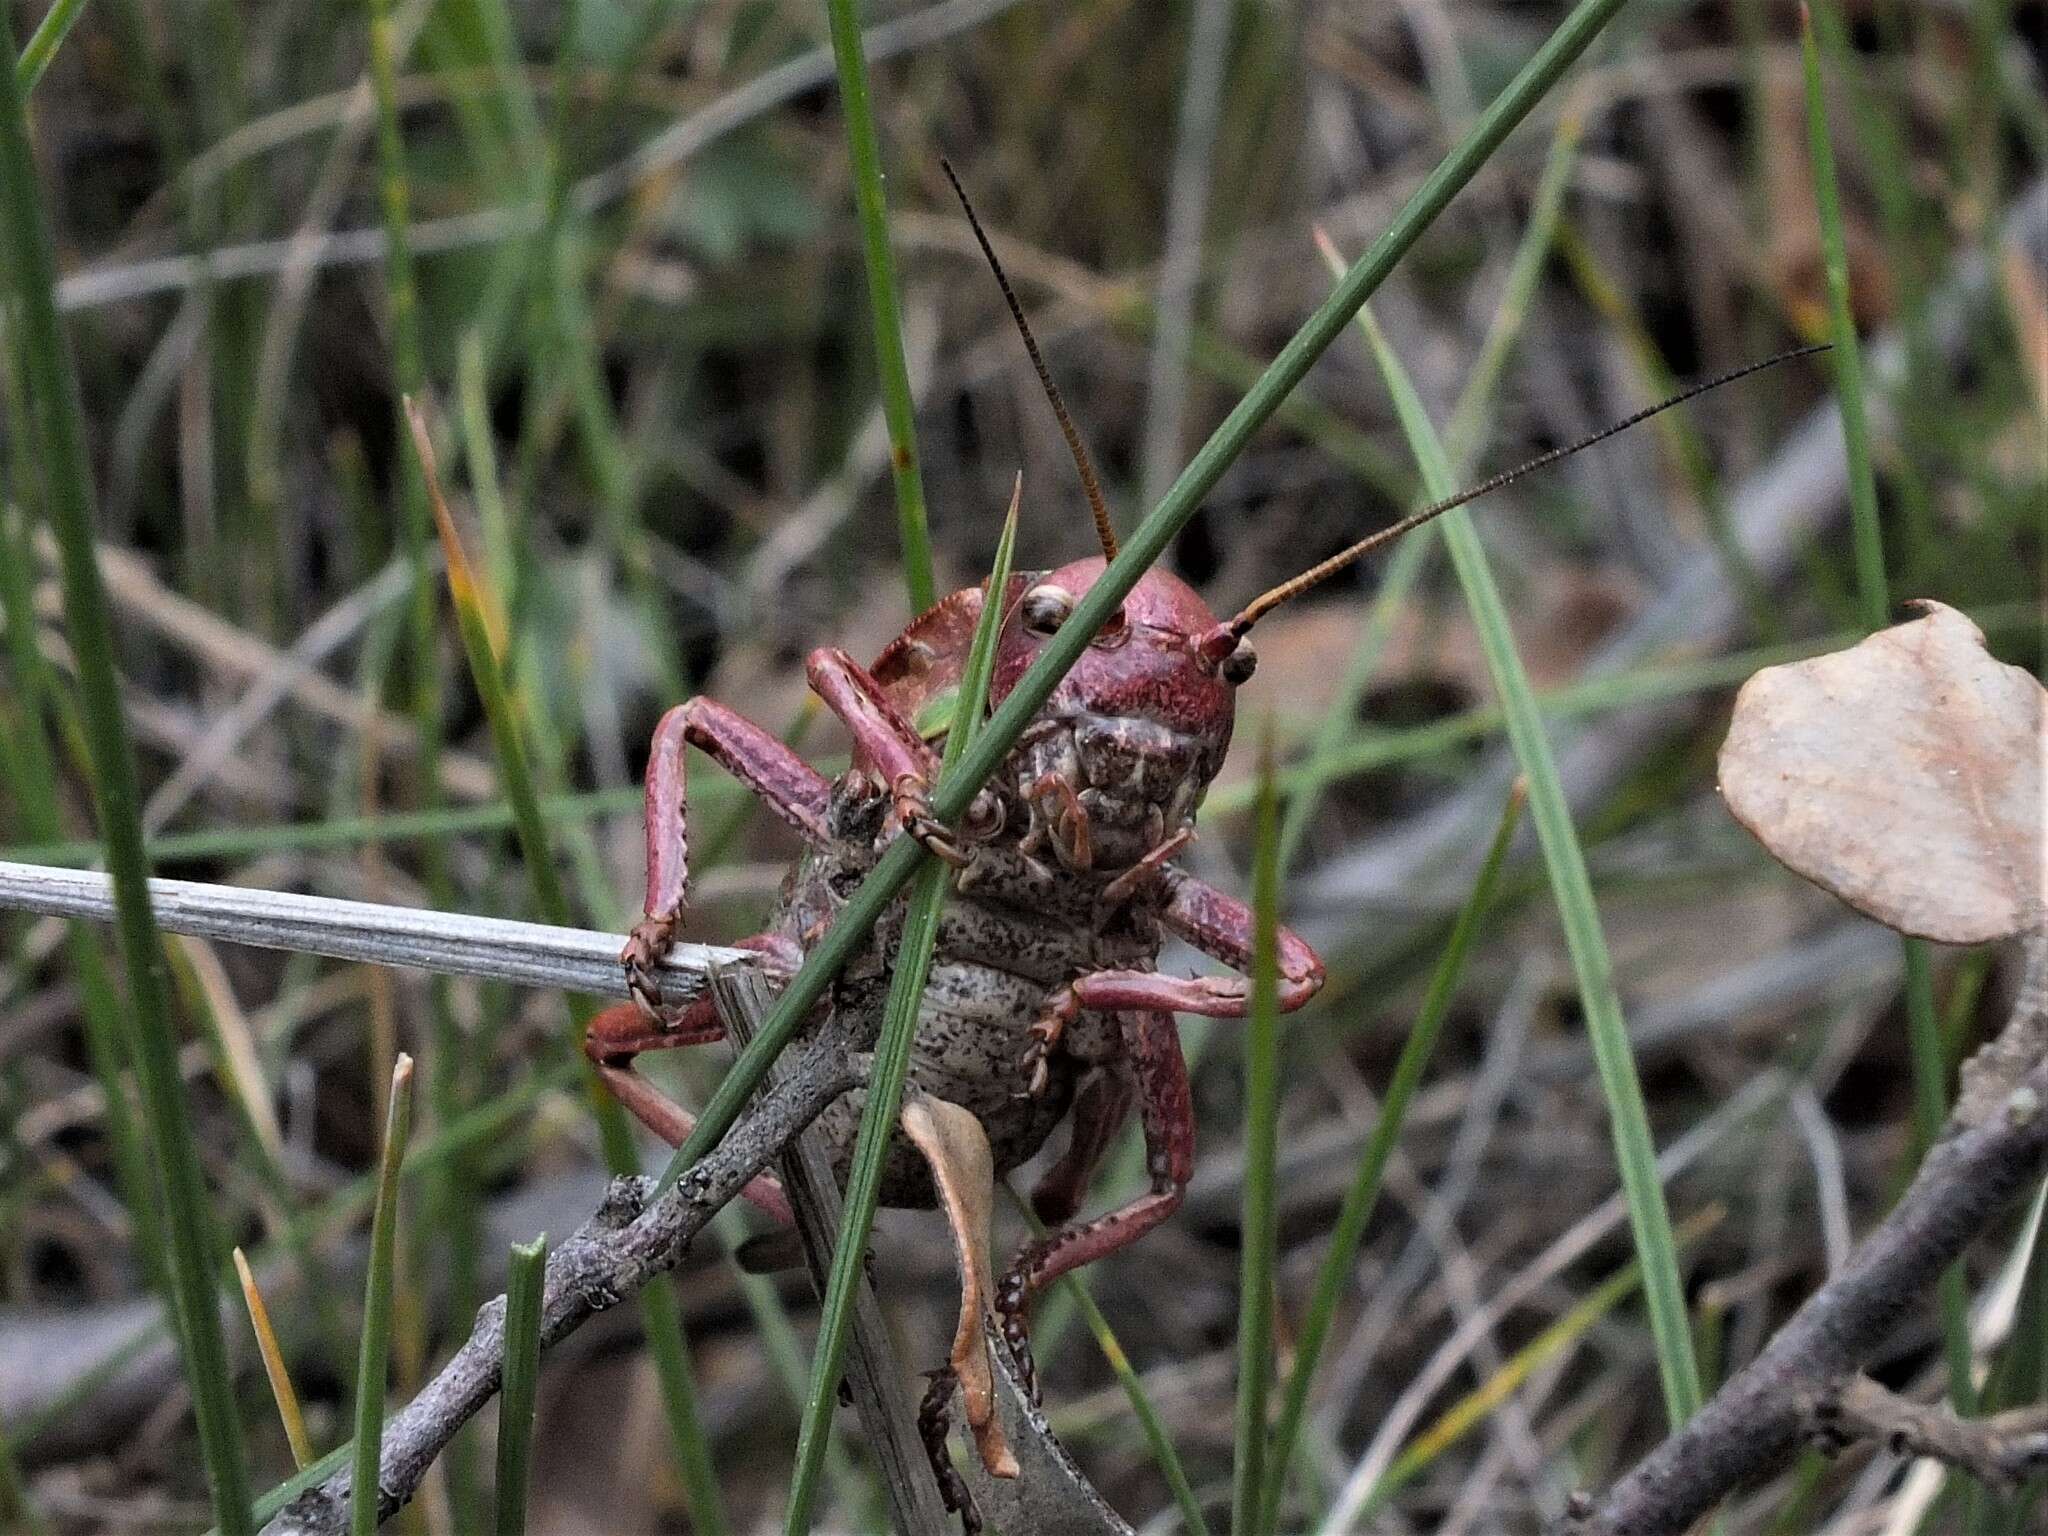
[1025,870,1324,1065]
[997,1010,1193,1398]
[588,933,799,1225]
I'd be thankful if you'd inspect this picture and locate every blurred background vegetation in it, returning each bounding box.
[0,0,2041,1531]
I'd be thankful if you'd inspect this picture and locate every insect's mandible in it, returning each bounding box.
[580,162,1823,1531]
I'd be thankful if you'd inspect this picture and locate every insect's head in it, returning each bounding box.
[983,556,1245,872]
[990,555,1248,749]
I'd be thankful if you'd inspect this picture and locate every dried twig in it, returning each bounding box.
[0,862,750,1011]
[1799,1375,2048,1489]
[261,1021,864,1533]
[1566,931,2048,1535]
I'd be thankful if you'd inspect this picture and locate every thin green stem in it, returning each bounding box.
[0,470,166,1299]
[1803,4,1974,1425]
[823,0,933,609]
[1800,3,1887,632]
[0,1414,51,1536]
[1277,119,1575,877]
[411,410,732,1536]
[1344,294,1703,1425]
[366,0,448,847]
[1233,735,1283,1535]
[16,0,90,90]
[1907,936,1977,1415]
[1012,1188,1210,1536]
[655,0,1637,1198]
[0,15,252,1530]
[352,1055,416,1536]
[494,1236,548,1536]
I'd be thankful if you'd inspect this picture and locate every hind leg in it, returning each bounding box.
[1029,1065,1135,1226]
[586,933,799,1225]
[997,1012,1191,1400]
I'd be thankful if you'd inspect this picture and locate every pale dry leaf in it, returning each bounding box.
[900,1094,1018,1480]
[1718,601,2046,943]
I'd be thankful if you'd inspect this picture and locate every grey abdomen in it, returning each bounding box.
[769,843,1155,1209]
[810,955,1078,1208]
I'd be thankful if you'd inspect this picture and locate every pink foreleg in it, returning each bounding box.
[806,647,996,864]
[587,935,799,1226]
[625,700,830,1012]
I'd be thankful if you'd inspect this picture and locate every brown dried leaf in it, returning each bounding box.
[1718,602,2046,943]
[900,1094,1019,1481]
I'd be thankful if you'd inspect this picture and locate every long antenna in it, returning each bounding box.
[940,157,1120,561]
[1228,342,1831,634]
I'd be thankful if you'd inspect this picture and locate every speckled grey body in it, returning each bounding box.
[772,747,1174,1209]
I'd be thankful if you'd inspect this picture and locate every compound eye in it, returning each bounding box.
[1020,584,1075,635]
[1220,637,1258,685]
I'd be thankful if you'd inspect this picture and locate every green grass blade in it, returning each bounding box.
[234,1249,317,1469]
[1906,937,1978,1414]
[494,1235,548,1536]
[636,1279,728,1536]
[366,0,449,839]
[0,480,169,1295]
[1259,781,1524,1531]
[0,1415,52,1536]
[1340,293,1704,1427]
[409,409,732,1536]
[782,486,1019,1535]
[824,0,934,610]
[0,15,253,1531]
[653,0,1634,1200]
[1799,2,1887,633]
[352,1055,416,1536]
[1010,1188,1211,1536]
[1277,119,1576,877]
[1232,734,1284,1535]
[16,0,89,91]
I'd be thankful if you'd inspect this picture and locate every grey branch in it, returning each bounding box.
[260,1021,863,1534]
[1568,932,2048,1535]
[0,860,748,1011]
[1801,1376,2048,1489]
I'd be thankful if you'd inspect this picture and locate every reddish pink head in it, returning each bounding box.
[987,557,1258,871]
[990,559,1252,736]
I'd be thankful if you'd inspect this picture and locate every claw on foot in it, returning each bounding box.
[1095,826,1194,916]
[893,774,973,868]
[919,1368,983,1534]
[1018,991,1077,1100]
[620,912,681,1020]
[1019,1019,1063,1099]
